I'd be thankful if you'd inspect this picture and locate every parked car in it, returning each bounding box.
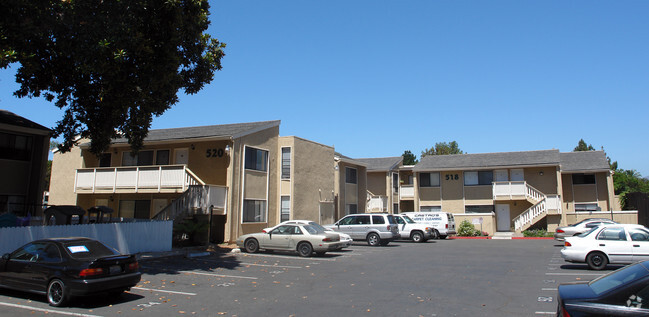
[554,218,618,241]
[324,213,399,246]
[263,220,353,249]
[557,260,649,316]
[237,223,343,257]
[400,211,457,239]
[0,237,141,307]
[393,215,435,242]
[561,224,649,270]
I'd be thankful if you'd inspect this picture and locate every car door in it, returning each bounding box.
[395,216,409,238]
[628,227,649,262]
[266,225,293,250]
[595,227,634,264]
[0,242,48,291]
[335,216,357,239]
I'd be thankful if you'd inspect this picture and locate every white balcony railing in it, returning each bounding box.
[367,195,388,212]
[493,181,545,203]
[75,165,205,193]
[400,184,415,199]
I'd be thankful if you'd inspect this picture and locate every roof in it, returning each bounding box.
[354,157,403,171]
[559,151,610,172]
[0,109,51,134]
[413,150,560,171]
[334,152,368,167]
[108,120,280,144]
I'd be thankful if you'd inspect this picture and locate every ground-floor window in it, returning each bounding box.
[346,204,358,214]
[243,199,267,222]
[393,203,399,213]
[280,196,290,222]
[420,205,441,212]
[119,200,151,219]
[0,195,25,214]
[465,205,494,213]
[575,203,599,211]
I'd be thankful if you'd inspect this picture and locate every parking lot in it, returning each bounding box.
[0,239,628,316]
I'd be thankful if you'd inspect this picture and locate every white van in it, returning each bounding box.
[401,212,457,239]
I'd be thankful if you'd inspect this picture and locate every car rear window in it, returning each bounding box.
[386,215,396,224]
[63,240,120,259]
[372,215,385,224]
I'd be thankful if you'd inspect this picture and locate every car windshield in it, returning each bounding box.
[589,262,649,295]
[63,240,120,259]
[577,227,599,237]
[303,224,325,235]
[402,216,416,224]
[307,222,328,231]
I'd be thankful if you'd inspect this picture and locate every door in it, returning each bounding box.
[494,170,508,182]
[174,148,189,165]
[628,227,649,262]
[595,227,633,263]
[511,169,524,182]
[265,225,293,250]
[495,204,511,232]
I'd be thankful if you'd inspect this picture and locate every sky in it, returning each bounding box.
[1,1,648,176]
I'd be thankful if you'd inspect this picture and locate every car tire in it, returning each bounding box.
[47,279,68,307]
[587,252,608,270]
[411,231,424,243]
[244,238,259,253]
[432,229,440,239]
[297,242,313,257]
[367,233,381,246]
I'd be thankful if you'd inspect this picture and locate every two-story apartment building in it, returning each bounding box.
[0,110,51,218]
[49,121,368,242]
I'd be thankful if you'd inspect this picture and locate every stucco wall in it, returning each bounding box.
[49,144,85,206]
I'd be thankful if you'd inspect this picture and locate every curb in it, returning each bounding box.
[450,236,554,240]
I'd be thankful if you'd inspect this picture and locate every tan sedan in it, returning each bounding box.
[236,224,343,257]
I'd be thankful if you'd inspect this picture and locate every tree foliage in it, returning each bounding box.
[1,0,225,155]
[573,138,595,151]
[421,141,464,158]
[402,150,418,165]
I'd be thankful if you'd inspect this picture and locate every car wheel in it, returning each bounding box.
[432,229,440,239]
[297,242,313,257]
[47,279,68,307]
[411,231,424,243]
[587,252,608,270]
[244,238,259,253]
[367,233,381,246]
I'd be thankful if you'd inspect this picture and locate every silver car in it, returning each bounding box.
[325,213,399,246]
[554,218,618,241]
[236,224,343,257]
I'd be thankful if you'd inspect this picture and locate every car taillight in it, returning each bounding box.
[445,224,448,229]
[559,304,570,317]
[79,267,104,277]
[322,237,332,242]
[387,226,392,231]
[128,261,139,271]
[557,229,565,233]
[564,241,571,247]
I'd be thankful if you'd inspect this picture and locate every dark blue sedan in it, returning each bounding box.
[0,237,141,306]
[557,261,649,316]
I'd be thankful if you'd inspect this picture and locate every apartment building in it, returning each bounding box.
[0,110,51,217]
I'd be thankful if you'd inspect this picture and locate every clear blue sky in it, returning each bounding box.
[1,1,648,176]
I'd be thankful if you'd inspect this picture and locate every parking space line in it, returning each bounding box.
[178,270,259,279]
[545,272,605,276]
[541,288,558,291]
[535,312,555,315]
[238,253,338,261]
[197,258,303,269]
[0,301,103,317]
[131,287,197,296]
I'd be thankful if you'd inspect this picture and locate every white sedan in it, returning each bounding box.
[237,224,343,257]
[263,220,353,249]
[561,224,649,270]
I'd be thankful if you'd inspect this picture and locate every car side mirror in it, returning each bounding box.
[2,253,9,260]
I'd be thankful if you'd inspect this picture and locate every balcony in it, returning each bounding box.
[400,184,415,200]
[493,181,544,203]
[75,165,205,194]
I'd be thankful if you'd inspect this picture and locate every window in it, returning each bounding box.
[245,147,268,172]
[465,205,494,213]
[137,150,154,165]
[421,206,442,212]
[420,172,440,187]
[156,150,170,165]
[573,173,596,185]
[629,228,649,242]
[346,204,358,214]
[575,203,599,211]
[281,147,291,179]
[122,150,168,166]
[99,153,112,167]
[597,227,627,241]
[372,215,385,224]
[280,196,290,222]
[243,199,267,222]
[464,171,493,186]
[119,200,151,219]
[346,167,357,184]
[0,195,25,214]
[392,173,399,193]
[0,132,32,161]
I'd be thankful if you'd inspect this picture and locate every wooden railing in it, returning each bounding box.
[75,165,204,193]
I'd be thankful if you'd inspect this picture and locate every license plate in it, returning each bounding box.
[110,265,122,274]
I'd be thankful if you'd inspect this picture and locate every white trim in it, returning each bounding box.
[453,212,496,216]
[568,210,638,215]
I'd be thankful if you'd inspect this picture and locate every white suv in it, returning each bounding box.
[393,215,435,242]
[325,213,400,246]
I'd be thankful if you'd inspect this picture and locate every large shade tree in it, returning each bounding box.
[0,0,226,155]
[421,141,464,158]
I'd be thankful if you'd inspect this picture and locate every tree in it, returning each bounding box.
[573,139,595,151]
[402,150,418,165]
[613,169,649,209]
[1,0,226,155]
[421,141,464,158]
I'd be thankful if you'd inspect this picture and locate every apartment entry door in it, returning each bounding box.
[495,204,511,232]
[175,148,189,165]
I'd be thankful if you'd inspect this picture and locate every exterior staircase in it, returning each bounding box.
[153,185,228,224]
[493,181,562,232]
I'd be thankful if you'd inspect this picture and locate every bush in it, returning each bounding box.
[523,229,553,237]
[458,220,477,237]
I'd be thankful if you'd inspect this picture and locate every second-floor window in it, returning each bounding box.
[281,147,291,179]
[346,167,357,184]
[572,173,596,185]
[245,146,268,172]
[420,172,440,187]
[122,150,170,166]
[0,132,32,161]
[464,171,493,186]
